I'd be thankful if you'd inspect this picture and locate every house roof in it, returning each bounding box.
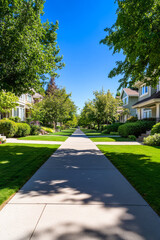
[123,88,139,97]
[133,91,160,107]
[33,93,43,99]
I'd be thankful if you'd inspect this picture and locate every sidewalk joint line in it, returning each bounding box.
[29,204,46,240]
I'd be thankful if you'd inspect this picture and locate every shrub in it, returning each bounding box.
[144,134,160,146]
[126,116,138,123]
[26,117,32,124]
[30,124,41,135]
[110,132,119,135]
[118,121,155,137]
[0,120,18,137]
[9,116,21,122]
[102,123,124,134]
[0,137,6,144]
[128,135,136,141]
[151,122,160,135]
[41,126,54,133]
[56,126,61,132]
[15,123,31,137]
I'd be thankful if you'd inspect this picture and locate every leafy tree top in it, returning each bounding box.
[0,0,64,95]
[101,0,160,89]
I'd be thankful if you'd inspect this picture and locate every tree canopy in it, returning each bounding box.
[0,0,64,95]
[31,87,77,127]
[79,89,120,129]
[101,0,160,89]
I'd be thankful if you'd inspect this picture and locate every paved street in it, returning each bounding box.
[0,129,159,240]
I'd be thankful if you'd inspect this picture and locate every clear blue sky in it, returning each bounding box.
[42,0,124,111]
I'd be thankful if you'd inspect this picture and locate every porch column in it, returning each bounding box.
[156,103,160,121]
[137,108,141,120]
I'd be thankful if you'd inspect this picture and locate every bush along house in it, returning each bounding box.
[119,88,139,122]
[132,80,160,122]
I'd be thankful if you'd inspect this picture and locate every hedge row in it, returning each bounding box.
[0,120,41,137]
[118,121,155,137]
[102,123,124,134]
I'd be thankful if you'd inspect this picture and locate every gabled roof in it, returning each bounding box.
[133,91,160,107]
[33,93,43,99]
[123,88,139,97]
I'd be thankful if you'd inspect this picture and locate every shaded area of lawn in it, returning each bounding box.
[18,135,68,141]
[90,137,133,142]
[0,144,60,205]
[98,145,160,215]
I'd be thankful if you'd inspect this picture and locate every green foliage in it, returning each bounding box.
[0,120,18,137]
[101,0,160,88]
[110,132,119,135]
[30,124,41,135]
[0,91,18,115]
[79,89,121,129]
[65,114,78,128]
[144,134,160,146]
[102,123,124,134]
[118,121,155,137]
[151,122,160,135]
[126,116,138,123]
[15,123,31,137]
[128,135,136,141]
[41,126,54,133]
[42,88,76,126]
[9,116,21,122]
[0,137,6,144]
[0,0,64,94]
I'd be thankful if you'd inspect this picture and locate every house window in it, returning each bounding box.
[122,96,128,105]
[141,85,148,96]
[157,81,160,92]
[19,94,25,101]
[27,95,32,103]
[13,107,25,121]
[143,108,152,119]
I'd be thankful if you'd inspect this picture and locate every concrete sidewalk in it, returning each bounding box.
[0,129,159,240]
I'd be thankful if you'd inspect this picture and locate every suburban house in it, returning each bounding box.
[119,88,139,122]
[132,81,160,121]
[0,93,43,121]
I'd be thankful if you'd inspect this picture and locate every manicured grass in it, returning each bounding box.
[0,144,60,206]
[50,128,76,136]
[90,137,133,142]
[81,128,105,136]
[18,135,68,141]
[98,145,160,215]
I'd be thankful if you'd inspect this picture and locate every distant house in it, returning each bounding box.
[119,88,139,122]
[0,93,43,121]
[132,81,160,121]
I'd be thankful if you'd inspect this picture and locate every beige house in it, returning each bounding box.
[0,93,43,121]
[119,88,139,122]
[132,81,160,121]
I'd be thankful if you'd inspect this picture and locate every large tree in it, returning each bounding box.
[101,0,160,89]
[0,0,64,95]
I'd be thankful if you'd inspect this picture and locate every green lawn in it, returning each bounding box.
[0,144,60,206]
[98,145,160,215]
[80,128,106,136]
[50,128,76,136]
[90,137,133,142]
[18,135,68,141]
